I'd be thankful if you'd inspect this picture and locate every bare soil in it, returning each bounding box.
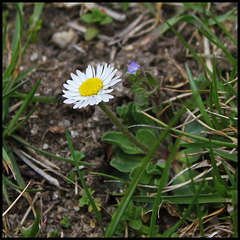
[2,3,237,238]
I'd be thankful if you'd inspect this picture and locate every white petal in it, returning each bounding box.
[99,93,113,101]
[63,84,79,92]
[63,91,81,97]
[92,65,96,78]
[64,99,76,104]
[71,73,81,84]
[99,63,109,80]
[86,65,93,79]
[76,70,87,82]
[96,64,103,78]
[102,69,117,85]
[103,88,113,93]
[107,78,122,88]
[66,80,80,88]
[73,103,80,109]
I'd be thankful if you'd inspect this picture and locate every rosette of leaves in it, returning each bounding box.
[102,101,168,188]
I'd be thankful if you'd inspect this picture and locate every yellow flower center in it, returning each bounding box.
[79,78,103,97]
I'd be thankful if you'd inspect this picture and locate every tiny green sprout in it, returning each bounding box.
[79,188,102,213]
[80,8,113,41]
[81,8,113,25]
[60,216,70,228]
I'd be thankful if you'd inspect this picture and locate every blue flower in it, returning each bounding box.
[128,62,140,74]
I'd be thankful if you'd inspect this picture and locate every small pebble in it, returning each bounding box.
[42,143,49,150]
[52,191,59,200]
[51,29,76,49]
[30,52,38,61]
[73,206,80,212]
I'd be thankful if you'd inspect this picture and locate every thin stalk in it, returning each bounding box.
[98,102,150,153]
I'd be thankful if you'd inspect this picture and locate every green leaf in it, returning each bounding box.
[84,27,99,41]
[130,166,151,184]
[125,74,138,83]
[102,132,144,155]
[80,13,93,23]
[110,148,143,172]
[134,91,148,106]
[21,209,41,237]
[213,149,237,163]
[183,120,207,143]
[183,2,206,13]
[176,148,201,164]
[136,129,156,149]
[79,198,88,207]
[145,72,157,87]
[146,162,163,175]
[70,150,85,161]
[172,170,200,195]
[129,219,142,230]
[100,16,113,25]
[60,216,70,228]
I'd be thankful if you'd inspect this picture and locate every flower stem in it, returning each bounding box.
[98,102,150,154]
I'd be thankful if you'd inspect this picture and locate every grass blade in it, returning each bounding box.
[11,3,23,54]
[65,129,104,234]
[132,193,226,204]
[186,64,213,128]
[12,92,58,103]
[160,177,206,237]
[10,134,94,166]
[2,23,7,59]
[191,13,236,64]
[210,10,237,46]
[2,175,10,205]
[2,142,27,196]
[3,79,41,139]
[8,103,39,135]
[2,79,30,100]
[149,135,181,236]
[165,19,212,79]
[142,111,237,148]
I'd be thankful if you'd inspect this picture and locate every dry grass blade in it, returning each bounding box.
[185,107,237,144]
[2,181,31,217]
[108,12,147,46]
[203,36,213,75]
[161,92,193,104]
[20,192,41,225]
[122,18,156,44]
[166,56,189,85]
[13,148,60,187]
[179,206,227,237]
[25,146,60,170]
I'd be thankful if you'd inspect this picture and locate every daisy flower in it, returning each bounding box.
[128,62,140,74]
[62,63,122,109]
